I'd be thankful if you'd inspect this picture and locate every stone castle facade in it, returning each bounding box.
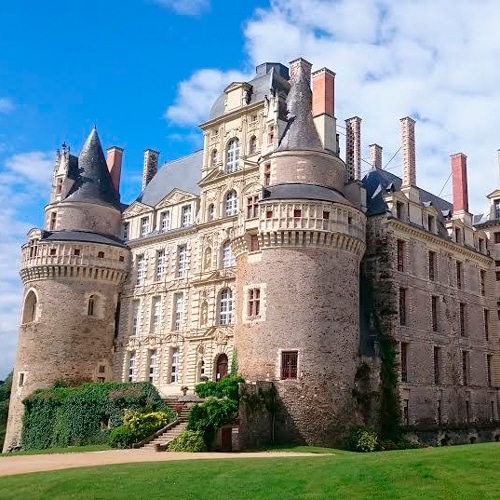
[4,57,500,451]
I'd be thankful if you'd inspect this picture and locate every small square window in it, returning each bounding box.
[266,210,273,219]
[50,248,56,256]
[323,211,330,220]
[281,351,298,380]
[74,249,80,256]
[98,365,106,374]
[97,251,105,258]
[18,372,25,387]
[119,255,124,262]
[495,232,500,244]
[250,234,260,252]
[293,209,302,218]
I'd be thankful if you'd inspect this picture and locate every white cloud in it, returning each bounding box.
[0,151,53,378]
[0,98,14,114]
[153,0,209,16]
[166,0,500,214]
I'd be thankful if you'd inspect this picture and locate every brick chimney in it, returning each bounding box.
[400,117,416,187]
[106,146,123,194]
[345,116,362,181]
[289,57,312,84]
[142,149,159,190]
[312,68,337,152]
[369,144,383,169]
[451,153,469,213]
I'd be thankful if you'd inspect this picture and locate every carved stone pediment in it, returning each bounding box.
[123,201,152,218]
[156,188,197,209]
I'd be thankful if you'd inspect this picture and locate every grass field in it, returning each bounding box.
[0,443,498,499]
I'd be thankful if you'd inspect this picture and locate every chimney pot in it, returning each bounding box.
[289,57,313,84]
[312,68,336,118]
[451,153,469,213]
[400,116,416,187]
[345,117,362,181]
[143,149,160,190]
[106,146,123,194]
[369,144,383,169]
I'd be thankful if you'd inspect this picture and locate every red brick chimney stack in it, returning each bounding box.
[312,68,335,118]
[289,58,312,84]
[345,116,362,181]
[142,149,159,190]
[106,146,123,194]
[451,153,469,213]
[400,117,416,187]
[369,144,383,169]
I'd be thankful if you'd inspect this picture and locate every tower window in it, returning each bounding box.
[433,346,441,385]
[264,163,271,186]
[246,195,259,219]
[219,288,233,325]
[56,177,63,194]
[74,249,80,256]
[122,222,129,240]
[247,288,261,317]
[22,290,38,324]
[293,209,302,218]
[50,248,56,256]
[399,288,407,326]
[49,212,57,230]
[18,372,25,387]
[397,239,405,272]
[87,295,97,316]
[225,138,240,173]
[250,234,260,252]
[281,351,298,380]
[268,125,275,146]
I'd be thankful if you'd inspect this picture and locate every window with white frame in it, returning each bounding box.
[160,211,170,232]
[225,190,238,216]
[174,293,184,331]
[128,352,135,382]
[170,348,179,383]
[151,297,161,333]
[122,222,129,240]
[131,300,140,335]
[149,350,157,384]
[222,241,235,268]
[219,288,233,325]
[181,205,192,227]
[225,138,240,173]
[140,217,150,237]
[177,245,187,277]
[156,249,166,281]
[136,254,146,285]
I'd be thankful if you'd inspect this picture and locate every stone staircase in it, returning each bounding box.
[142,420,188,451]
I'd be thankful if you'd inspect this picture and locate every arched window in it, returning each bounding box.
[22,290,38,324]
[219,288,233,325]
[221,241,235,268]
[225,139,239,173]
[87,294,97,316]
[207,203,215,221]
[211,149,218,167]
[249,136,257,155]
[225,190,238,217]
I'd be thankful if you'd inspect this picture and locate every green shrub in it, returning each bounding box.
[108,426,135,449]
[123,410,169,442]
[22,382,175,450]
[349,426,378,452]
[169,430,206,452]
[194,376,243,400]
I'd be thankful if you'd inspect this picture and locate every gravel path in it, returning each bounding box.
[0,450,319,477]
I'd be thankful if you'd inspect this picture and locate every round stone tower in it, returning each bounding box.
[3,129,130,452]
[233,63,366,446]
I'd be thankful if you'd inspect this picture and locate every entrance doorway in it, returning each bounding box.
[216,353,228,380]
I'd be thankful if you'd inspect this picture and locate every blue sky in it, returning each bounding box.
[3,0,500,378]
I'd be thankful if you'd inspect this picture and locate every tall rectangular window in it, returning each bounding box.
[401,342,408,382]
[433,346,441,385]
[246,195,259,219]
[136,254,145,286]
[487,354,492,387]
[250,234,260,252]
[156,249,166,281]
[431,296,439,332]
[456,261,463,289]
[462,351,469,386]
[465,401,470,424]
[403,399,409,426]
[160,211,170,232]
[428,251,436,281]
[170,348,179,383]
[495,231,500,243]
[480,270,486,296]
[151,297,161,334]
[437,400,442,425]
[149,350,157,384]
[122,222,129,240]
[397,239,405,272]
[131,300,140,335]
[396,201,404,219]
[177,245,187,277]
[174,293,184,331]
[455,227,462,244]
[427,214,435,233]
[399,288,407,326]
[484,309,490,341]
[459,303,466,337]
[264,163,271,186]
[49,212,57,230]
[140,216,150,237]
[128,352,135,382]
[181,205,192,227]
[247,288,261,317]
[56,177,63,194]
[281,351,298,379]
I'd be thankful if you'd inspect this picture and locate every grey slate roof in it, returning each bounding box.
[208,63,290,121]
[262,183,352,206]
[276,66,323,153]
[40,230,127,248]
[135,150,203,207]
[64,128,121,210]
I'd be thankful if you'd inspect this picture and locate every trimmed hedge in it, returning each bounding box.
[22,382,174,450]
[169,430,206,452]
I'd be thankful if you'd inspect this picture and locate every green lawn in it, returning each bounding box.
[0,443,498,499]
[0,444,110,457]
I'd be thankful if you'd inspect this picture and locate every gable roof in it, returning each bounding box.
[135,150,203,207]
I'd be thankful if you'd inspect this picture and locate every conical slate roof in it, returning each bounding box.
[276,66,323,152]
[64,128,121,209]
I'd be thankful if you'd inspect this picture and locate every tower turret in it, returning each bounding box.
[3,128,130,452]
[232,60,366,447]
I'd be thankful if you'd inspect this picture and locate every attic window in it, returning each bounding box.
[427,214,435,233]
[396,201,404,219]
[119,256,125,262]
[268,125,275,146]
[478,238,485,253]
[293,209,302,218]
[74,249,81,256]
[495,200,500,219]
[50,248,56,256]
[56,177,63,194]
[97,251,105,258]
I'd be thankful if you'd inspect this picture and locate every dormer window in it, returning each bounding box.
[140,217,150,237]
[56,177,63,194]
[427,214,435,233]
[495,200,500,219]
[225,138,240,173]
[396,201,404,220]
[160,211,170,232]
[181,205,192,227]
[455,227,462,244]
[268,125,275,146]
[478,238,485,253]
[122,222,129,240]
